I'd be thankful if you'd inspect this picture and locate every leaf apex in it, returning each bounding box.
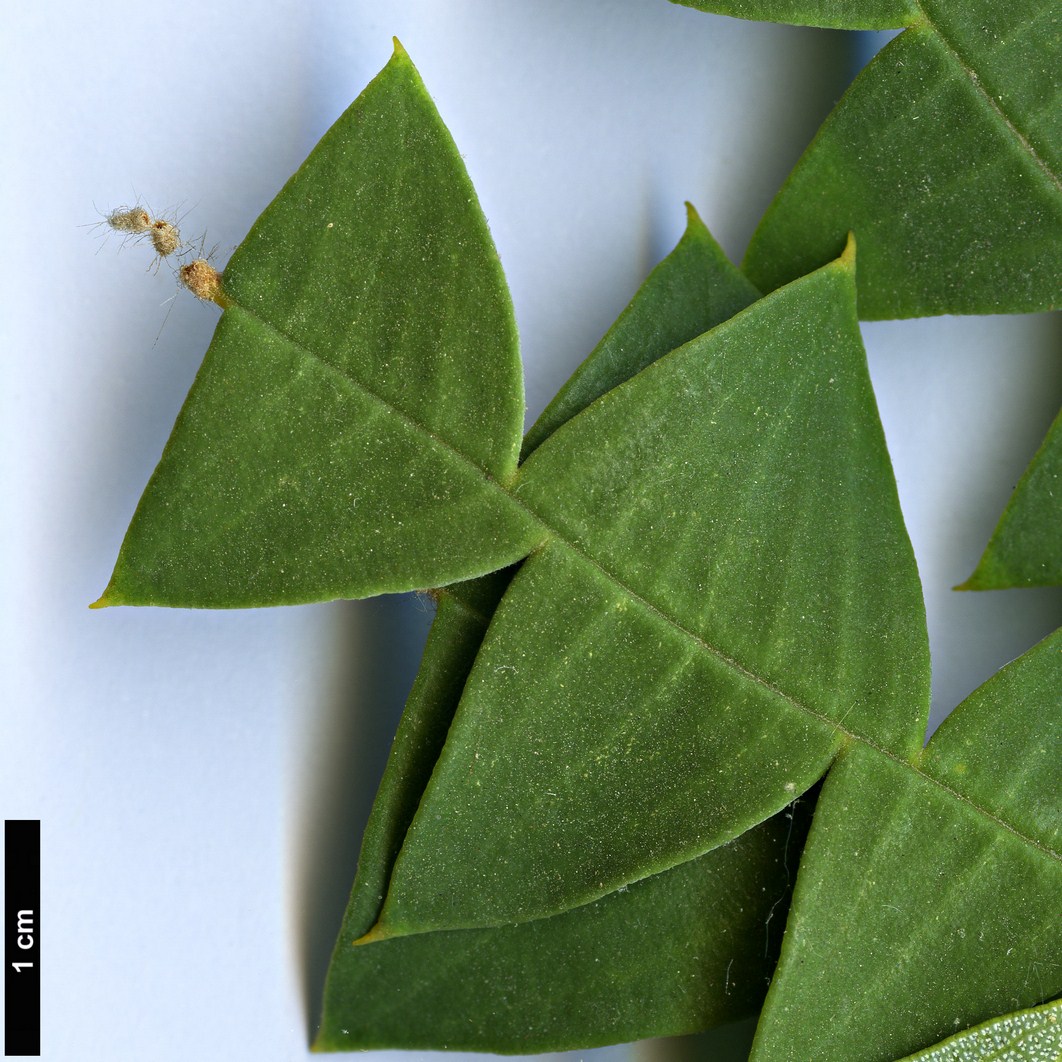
[954,553,1006,591]
[391,36,409,59]
[840,231,857,271]
[953,572,993,592]
[88,589,116,610]
[351,922,393,947]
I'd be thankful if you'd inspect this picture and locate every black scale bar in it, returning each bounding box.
[5,821,39,1056]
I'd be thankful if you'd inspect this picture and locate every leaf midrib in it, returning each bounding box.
[228,302,518,486]
[910,1,1061,194]
[227,300,836,726]
[549,540,1061,870]
[231,299,1061,873]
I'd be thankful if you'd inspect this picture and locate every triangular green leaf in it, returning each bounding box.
[318,799,810,1052]
[335,584,508,937]
[341,206,763,937]
[895,998,1062,1061]
[672,0,1062,318]
[748,629,1062,1061]
[369,244,929,937]
[961,406,1062,589]
[94,43,542,608]
[522,203,759,458]
[319,216,802,1051]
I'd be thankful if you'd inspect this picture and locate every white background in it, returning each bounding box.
[2,2,1059,1060]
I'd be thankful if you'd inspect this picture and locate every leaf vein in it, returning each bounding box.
[227,302,513,484]
[912,4,1062,194]
[524,539,1062,869]
[227,297,1061,870]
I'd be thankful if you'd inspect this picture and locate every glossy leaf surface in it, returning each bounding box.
[95,44,542,608]
[673,0,1062,318]
[371,246,929,936]
[962,406,1062,589]
[749,629,1062,1061]
[895,998,1062,1061]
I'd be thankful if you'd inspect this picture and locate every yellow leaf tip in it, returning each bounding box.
[840,231,857,269]
[351,922,392,947]
[89,581,128,609]
[954,560,998,591]
[392,36,408,58]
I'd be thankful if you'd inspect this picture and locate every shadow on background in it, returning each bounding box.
[714,26,852,265]
[640,1019,758,1062]
[296,592,434,1042]
[949,312,1062,585]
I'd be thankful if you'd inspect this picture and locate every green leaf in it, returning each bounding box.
[748,629,1062,1061]
[343,206,762,937]
[335,584,505,937]
[671,0,918,30]
[960,406,1062,589]
[895,998,1062,1061]
[522,202,760,458]
[318,800,811,1052]
[322,577,808,1051]
[319,214,799,1051]
[368,243,929,937]
[94,42,542,608]
[672,0,1062,318]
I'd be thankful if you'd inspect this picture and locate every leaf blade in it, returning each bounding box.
[522,204,760,458]
[748,630,1062,1061]
[373,246,929,934]
[671,0,1062,317]
[98,44,542,607]
[222,42,526,482]
[961,406,1062,590]
[318,217,808,1050]
[377,540,842,932]
[743,23,1062,317]
[894,998,1062,1061]
[668,0,918,30]
[342,210,767,933]
[318,807,809,1052]
[97,309,542,607]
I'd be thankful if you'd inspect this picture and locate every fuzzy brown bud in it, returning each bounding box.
[180,258,224,303]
